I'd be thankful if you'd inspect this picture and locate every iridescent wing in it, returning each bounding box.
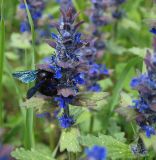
[73,92,109,110]
[12,70,38,83]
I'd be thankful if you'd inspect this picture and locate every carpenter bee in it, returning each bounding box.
[13,68,58,99]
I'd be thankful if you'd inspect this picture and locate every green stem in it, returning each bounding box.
[89,115,94,133]
[0,0,5,126]
[24,108,35,149]
[23,0,36,149]
[68,152,71,160]
[52,136,61,158]
[72,0,84,21]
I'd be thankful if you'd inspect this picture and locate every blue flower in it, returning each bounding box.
[74,73,85,85]
[0,144,13,160]
[112,10,123,19]
[89,64,100,75]
[100,65,109,75]
[54,69,62,79]
[58,114,75,128]
[32,11,42,20]
[54,96,72,108]
[74,33,81,43]
[150,28,156,35]
[114,0,126,5]
[88,83,101,92]
[49,65,62,79]
[19,3,26,9]
[141,125,155,138]
[132,99,149,113]
[20,21,30,32]
[130,77,141,88]
[85,145,107,160]
[51,33,58,40]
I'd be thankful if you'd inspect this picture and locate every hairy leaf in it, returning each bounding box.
[116,92,137,121]
[79,134,135,159]
[69,105,91,124]
[60,128,81,152]
[11,147,54,160]
[21,97,54,114]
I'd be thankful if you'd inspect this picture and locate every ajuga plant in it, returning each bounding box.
[90,0,126,57]
[13,6,106,128]
[17,0,53,40]
[130,37,156,138]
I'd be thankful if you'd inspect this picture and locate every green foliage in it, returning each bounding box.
[79,134,135,159]
[21,97,53,114]
[10,33,31,49]
[11,145,55,160]
[128,47,150,58]
[108,118,127,143]
[116,92,137,121]
[0,0,5,125]
[69,105,91,125]
[60,128,81,153]
[108,57,142,113]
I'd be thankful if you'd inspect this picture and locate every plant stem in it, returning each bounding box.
[23,0,36,149]
[0,0,5,126]
[89,115,94,133]
[52,135,61,158]
[68,152,71,160]
[25,108,35,149]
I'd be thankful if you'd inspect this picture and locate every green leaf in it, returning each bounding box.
[79,134,135,159]
[60,128,81,152]
[106,41,127,55]
[21,97,54,114]
[69,105,91,125]
[108,57,142,113]
[5,51,19,61]
[128,47,150,58]
[11,147,55,160]
[121,19,140,31]
[10,33,31,49]
[98,78,113,90]
[38,43,55,56]
[116,92,137,121]
[108,118,126,143]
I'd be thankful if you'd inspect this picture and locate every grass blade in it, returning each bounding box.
[23,0,36,149]
[0,0,5,125]
[24,0,36,69]
[109,57,142,113]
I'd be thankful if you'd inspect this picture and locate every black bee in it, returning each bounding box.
[13,69,58,99]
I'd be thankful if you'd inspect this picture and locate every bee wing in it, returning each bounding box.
[74,92,109,109]
[12,70,38,83]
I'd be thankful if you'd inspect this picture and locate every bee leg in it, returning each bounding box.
[27,86,38,99]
